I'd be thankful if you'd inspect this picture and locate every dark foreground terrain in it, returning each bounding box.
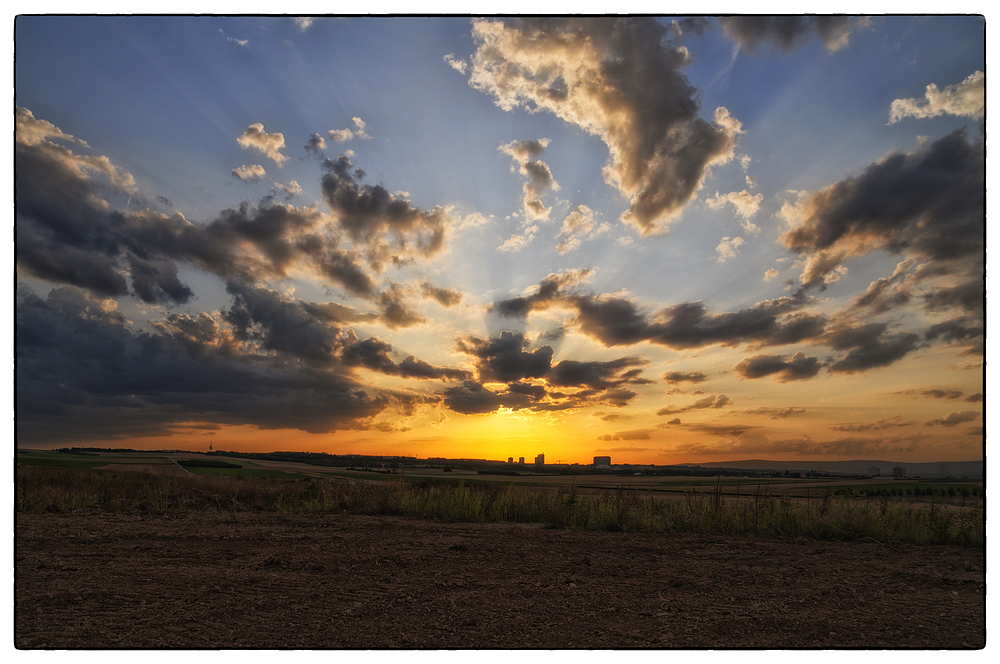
[16,510,985,649]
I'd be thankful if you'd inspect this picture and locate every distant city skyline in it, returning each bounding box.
[14,16,985,465]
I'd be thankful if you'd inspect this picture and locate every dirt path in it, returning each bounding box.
[15,510,985,649]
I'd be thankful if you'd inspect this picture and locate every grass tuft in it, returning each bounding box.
[16,466,983,546]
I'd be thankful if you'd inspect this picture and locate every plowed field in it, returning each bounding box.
[15,510,985,649]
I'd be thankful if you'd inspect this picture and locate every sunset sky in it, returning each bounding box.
[14,15,986,464]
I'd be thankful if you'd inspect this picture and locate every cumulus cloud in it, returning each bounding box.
[441,380,534,415]
[499,138,559,227]
[781,129,984,291]
[706,189,763,224]
[448,330,650,414]
[15,285,398,443]
[320,153,451,270]
[273,180,302,199]
[763,268,780,282]
[444,53,468,74]
[295,17,314,31]
[468,18,742,234]
[15,108,449,318]
[719,16,855,53]
[15,107,89,147]
[329,117,371,143]
[232,164,266,181]
[457,331,554,383]
[715,236,744,262]
[237,123,289,166]
[487,269,920,376]
[889,71,984,123]
[733,352,824,382]
[15,109,497,443]
[555,204,609,253]
[304,133,327,157]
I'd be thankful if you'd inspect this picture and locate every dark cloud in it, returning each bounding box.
[924,316,983,347]
[547,357,650,390]
[222,281,343,366]
[733,352,823,382]
[457,331,554,383]
[853,259,913,313]
[831,416,916,432]
[782,129,984,290]
[420,282,463,307]
[16,108,455,332]
[499,138,558,222]
[320,154,450,270]
[440,380,534,415]
[892,387,982,402]
[670,17,710,39]
[488,274,855,376]
[573,294,823,350]
[377,285,426,330]
[921,278,984,316]
[489,268,593,322]
[744,407,807,419]
[925,411,980,427]
[340,332,470,381]
[469,17,743,234]
[663,370,707,384]
[657,394,730,416]
[719,16,855,53]
[826,330,920,374]
[16,111,377,304]
[15,286,386,443]
[304,133,327,157]
[447,330,651,414]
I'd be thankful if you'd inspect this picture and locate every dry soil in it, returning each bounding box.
[14,510,985,649]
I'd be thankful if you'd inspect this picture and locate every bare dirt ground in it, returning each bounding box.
[15,510,985,649]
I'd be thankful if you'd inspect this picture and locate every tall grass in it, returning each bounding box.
[16,466,984,546]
